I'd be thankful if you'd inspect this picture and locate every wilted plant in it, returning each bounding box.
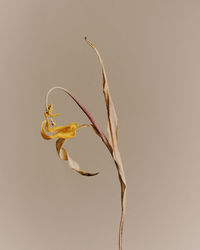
[41,37,127,250]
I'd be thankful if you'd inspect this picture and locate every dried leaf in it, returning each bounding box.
[56,138,99,176]
[86,37,127,250]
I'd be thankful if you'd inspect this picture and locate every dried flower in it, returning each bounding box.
[41,103,98,176]
[41,38,126,250]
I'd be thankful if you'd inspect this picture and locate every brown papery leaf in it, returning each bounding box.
[85,37,127,250]
[56,138,99,176]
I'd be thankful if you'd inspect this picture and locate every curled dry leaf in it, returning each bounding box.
[85,37,127,250]
[56,137,99,176]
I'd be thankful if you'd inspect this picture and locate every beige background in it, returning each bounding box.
[1,0,200,249]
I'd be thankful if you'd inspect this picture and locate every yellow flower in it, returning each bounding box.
[41,104,78,140]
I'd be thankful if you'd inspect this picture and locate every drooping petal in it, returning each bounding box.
[51,126,77,139]
[41,120,52,140]
[41,119,79,140]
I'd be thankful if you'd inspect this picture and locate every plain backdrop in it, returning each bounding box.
[1,1,200,250]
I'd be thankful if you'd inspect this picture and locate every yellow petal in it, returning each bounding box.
[41,118,79,140]
[50,122,78,139]
[41,120,52,140]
